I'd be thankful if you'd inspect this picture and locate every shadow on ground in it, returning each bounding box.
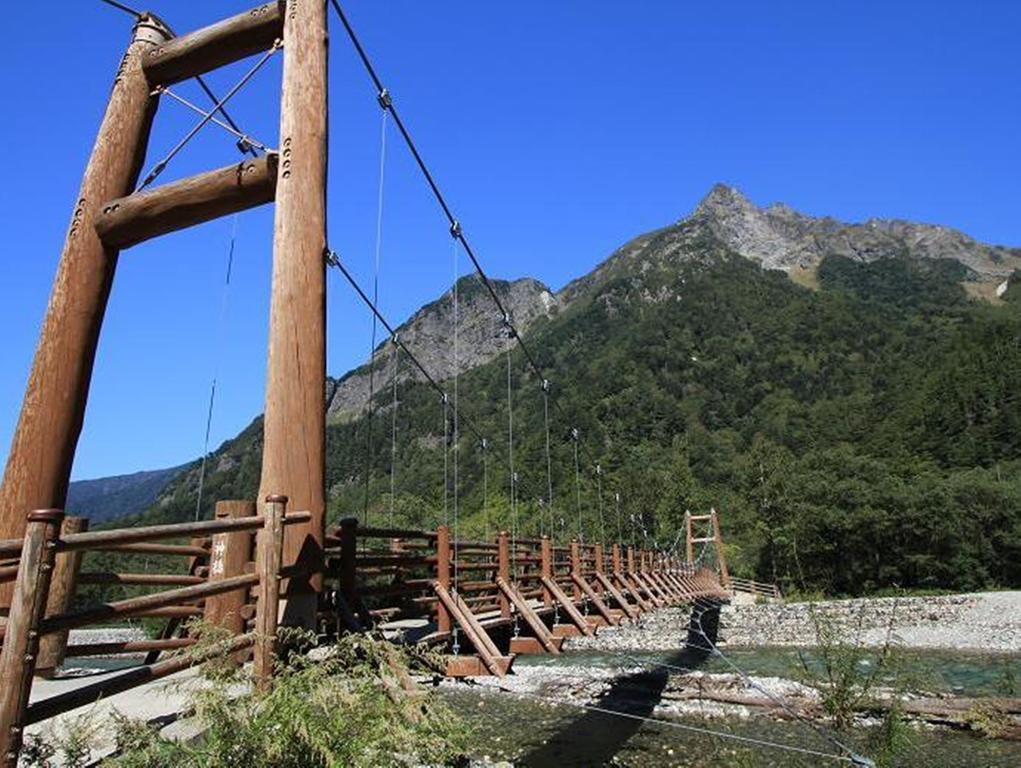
[518,601,721,767]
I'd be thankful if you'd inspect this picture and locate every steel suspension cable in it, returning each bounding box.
[506,343,517,576]
[572,428,584,542]
[388,339,400,528]
[481,438,489,541]
[683,597,874,766]
[361,108,390,526]
[329,0,648,535]
[325,250,555,530]
[194,214,238,521]
[595,464,606,543]
[138,42,280,190]
[541,381,557,539]
[96,0,259,160]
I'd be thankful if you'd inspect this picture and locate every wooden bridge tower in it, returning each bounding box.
[0,2,328,624]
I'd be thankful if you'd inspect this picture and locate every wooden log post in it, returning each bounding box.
[253,495,286,691]
[0,510,64,767]
[612,543,622,574]
[0,17,171,606]
[35,517,87,676]
[497,530,511,619]
[94,155,278,249]
[203,501,256,642]
[258,0,329,629]
[436,525,452,634]
[540,536,553,608]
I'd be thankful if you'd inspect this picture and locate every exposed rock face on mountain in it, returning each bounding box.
[326,276,558,420]
[690,183,1021,279]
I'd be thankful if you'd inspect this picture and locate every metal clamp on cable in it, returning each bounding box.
[450,220,462,239]
[541,379,550,393]
[571,427,579,442]
[377,87,392,110]
[324,248,340,268]
[390,332,399,345]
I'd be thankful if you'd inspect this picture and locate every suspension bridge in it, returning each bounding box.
[0,3,855,766]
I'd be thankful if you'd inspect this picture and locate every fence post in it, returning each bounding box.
[627,546,635,573]
[540,535,553,608]
[204,501,256,639]
[612,543,622,573]
[436,525,451,634]
[35,515,86,676]
[497,530,510,619]
[0,509,64,767]
[253,495,286,691]
[593,543,604,597]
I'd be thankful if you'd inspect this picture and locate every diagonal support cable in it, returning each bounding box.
[138,40,281,190]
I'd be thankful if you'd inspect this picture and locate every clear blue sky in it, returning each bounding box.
[2,1,1018,481]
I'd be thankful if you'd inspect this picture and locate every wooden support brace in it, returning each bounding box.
[595,572,639,620]
[496,578,560,654]
[432,582,507,677]
[570,573,618,625]
[615,571,653,612]
[94,155,277,248]
[540,576,594,637]
[143,2,285,86]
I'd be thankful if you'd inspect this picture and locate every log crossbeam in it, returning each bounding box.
[94,155,277,249]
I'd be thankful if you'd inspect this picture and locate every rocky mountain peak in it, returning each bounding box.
[326,275,558,420]
[690,184,1021,278]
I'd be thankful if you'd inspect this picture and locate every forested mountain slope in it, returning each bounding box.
[108,187,1021,595]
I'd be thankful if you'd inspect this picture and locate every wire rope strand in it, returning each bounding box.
[572,429,583,542]
[361,108,389,526]
[542,381,555,540]
[138,42,280,190]
[194,213,238,521]
[388,339,400,528]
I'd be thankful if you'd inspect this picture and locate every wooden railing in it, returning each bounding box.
[0,497,309,766]
[729,576,782,600]
[321,519,730,677]
[0,505,730,765]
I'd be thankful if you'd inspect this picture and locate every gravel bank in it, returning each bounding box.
[566,591,1021,653]
[722,592,1021,652]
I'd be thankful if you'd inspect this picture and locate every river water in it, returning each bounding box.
[445,646,1021,767]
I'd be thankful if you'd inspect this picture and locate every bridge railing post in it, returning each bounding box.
[612,543,622,574]
[253,495,286,691]
[0,509,64,766]
[436,525,451,634]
